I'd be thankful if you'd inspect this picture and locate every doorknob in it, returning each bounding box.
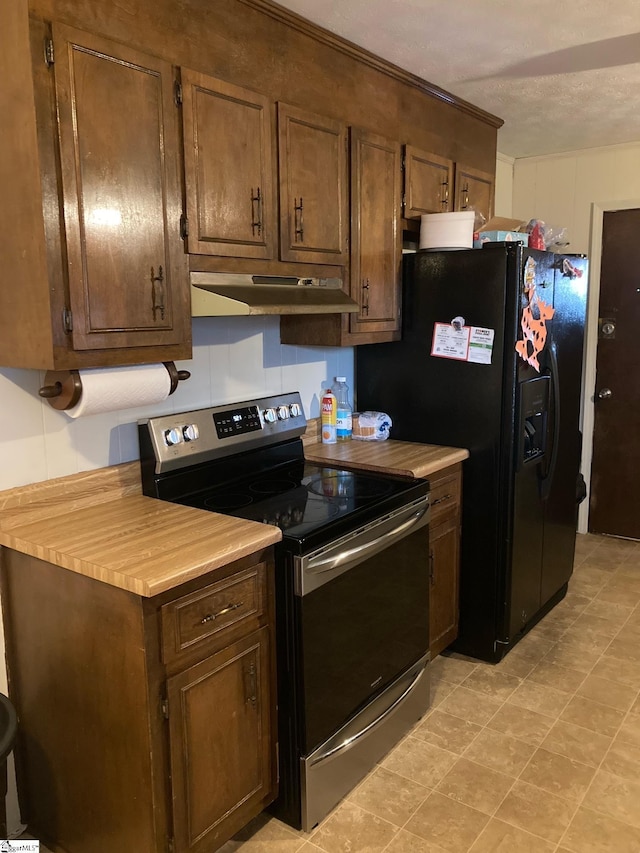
[597,388,613,400]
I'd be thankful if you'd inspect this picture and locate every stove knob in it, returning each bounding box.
[276,405,290,420]
[289,402,302,418]
[263,408,277,424]
[164,427,183,447]
[183,423,199,442]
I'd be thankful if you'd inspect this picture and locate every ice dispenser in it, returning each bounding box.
[517,376,550,466]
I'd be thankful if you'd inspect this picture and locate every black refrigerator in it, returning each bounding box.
[356,243,588,662]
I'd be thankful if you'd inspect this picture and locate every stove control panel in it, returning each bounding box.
[139,392,307,474]
[214,405,262,439]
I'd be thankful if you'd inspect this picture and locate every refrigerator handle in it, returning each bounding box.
[540,341,560,500]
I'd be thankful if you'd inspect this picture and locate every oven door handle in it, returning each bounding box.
[296,499,429,595]
[307,505,428,575]
[308,654,429,767]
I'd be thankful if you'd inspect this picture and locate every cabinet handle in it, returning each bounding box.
[251,187,262,236]
[244,661,257,707]
[294,197,304,242]
[362,279,370,315]
[441,179,449,209]
[199,601,243,624]
[432,493,453,506]
[460,182,469,209]
[150,265,165,321]
[429,551,435,586]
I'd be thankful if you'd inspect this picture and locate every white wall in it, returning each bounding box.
[512,141,640,254]
[0,317,354,491]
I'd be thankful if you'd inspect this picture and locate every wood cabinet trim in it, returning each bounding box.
[237,0,503,129]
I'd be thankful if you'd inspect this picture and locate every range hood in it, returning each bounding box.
[190,272,360,316]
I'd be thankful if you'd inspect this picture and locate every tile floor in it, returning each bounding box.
[22,532,640,853]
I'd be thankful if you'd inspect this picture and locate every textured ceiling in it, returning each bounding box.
[272,0,640,158]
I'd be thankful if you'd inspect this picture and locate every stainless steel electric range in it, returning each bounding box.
[138,392,431,831]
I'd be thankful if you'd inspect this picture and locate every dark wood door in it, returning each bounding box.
[349,128,401,339]
[53,24,188,351]
[167,627,275,853]
[277,102,348,265]
[403,145,453,218]
[429,517,460,658]
[181,70,275,259]
[453,162,494,226]
[589,208,640,538]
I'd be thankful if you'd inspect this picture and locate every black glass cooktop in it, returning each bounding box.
[173,457,427,549]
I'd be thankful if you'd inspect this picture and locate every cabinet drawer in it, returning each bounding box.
[430,470,461,525]
[161,564,266,663]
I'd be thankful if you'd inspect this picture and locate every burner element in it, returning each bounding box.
[204,493,253,511]
[250,478,296,496]
[306,471,394,500]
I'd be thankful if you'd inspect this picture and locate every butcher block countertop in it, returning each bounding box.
[0,438,467,598]
[0,462,281,598]
[305,438,469,479]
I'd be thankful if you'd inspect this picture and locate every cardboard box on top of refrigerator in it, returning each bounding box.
[474,217,529,248]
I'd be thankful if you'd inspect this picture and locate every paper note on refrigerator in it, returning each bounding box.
[431,323,470,360]
[431,323,494,364]
[467,326,495,364]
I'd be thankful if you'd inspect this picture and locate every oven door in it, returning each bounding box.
[295,495,430,754]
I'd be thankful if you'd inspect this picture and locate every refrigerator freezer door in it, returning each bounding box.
[539,255,588,604]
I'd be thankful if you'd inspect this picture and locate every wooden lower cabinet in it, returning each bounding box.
[168,629,273,853]
[428,464,462,659]
[429,517,460,658]
[0,548,277,853]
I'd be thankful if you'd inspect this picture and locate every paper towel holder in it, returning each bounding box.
[38,362,191,411]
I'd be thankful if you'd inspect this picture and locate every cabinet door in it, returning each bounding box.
[349,129,402,339]
[453,162,495,226]
[52,24,188,351]
[403,146,453,218]
[181,70,275,259]
[278,103,348,265]
[167,627,275,853]
[429,517,460,659]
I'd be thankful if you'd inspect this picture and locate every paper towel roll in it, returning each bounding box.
[65,364,172,418]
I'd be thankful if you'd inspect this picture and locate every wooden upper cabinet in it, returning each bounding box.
[277,103,348,265]
[403,146,454,218]
[52,24,188,351]
[453,162,495,227]
[349,129,402,339]
[181,70,276,260]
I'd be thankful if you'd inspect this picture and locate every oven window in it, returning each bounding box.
[299,524,429,753]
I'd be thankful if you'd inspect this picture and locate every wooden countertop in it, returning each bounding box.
[0,462,280,598]
[0,438,466,598]
[304,438,469,479]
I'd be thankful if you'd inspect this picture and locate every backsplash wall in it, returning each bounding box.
[0,316,354,491]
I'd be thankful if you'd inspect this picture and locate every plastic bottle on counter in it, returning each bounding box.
[321,388,337,444]
[333,377,352,441]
